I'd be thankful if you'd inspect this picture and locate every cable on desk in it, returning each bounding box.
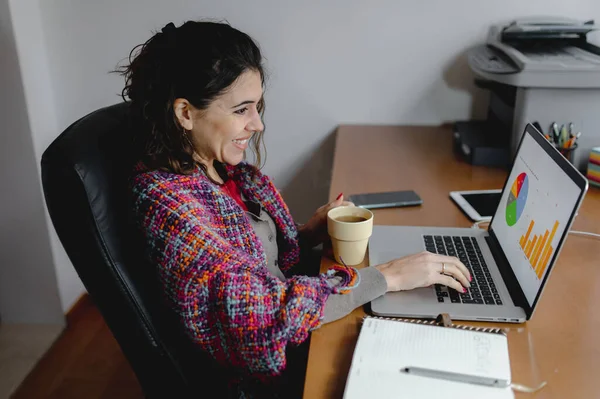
[569,230,600,239]
[470,222,600,240]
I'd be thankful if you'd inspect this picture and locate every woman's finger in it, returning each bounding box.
[326,199,349,211]
[434,254,471,282]
[439,263,470,288]
[435,274,465,293]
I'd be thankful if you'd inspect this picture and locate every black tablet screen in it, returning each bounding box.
[461,193,502,217]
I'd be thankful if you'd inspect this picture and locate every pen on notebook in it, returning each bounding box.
[401,366,510,388]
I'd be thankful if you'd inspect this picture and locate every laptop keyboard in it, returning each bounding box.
[423,235,503,305]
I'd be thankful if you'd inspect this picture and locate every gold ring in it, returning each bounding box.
[441,263,446,274]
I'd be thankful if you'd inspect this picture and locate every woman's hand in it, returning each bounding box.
[375,251,471,293]
[298,193,354,247]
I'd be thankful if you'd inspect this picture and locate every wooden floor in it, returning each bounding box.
[12,295,143,399]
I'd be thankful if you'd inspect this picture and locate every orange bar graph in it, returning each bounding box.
[536,221,559,278]
[538,245,554,279]
[525,238,534,255]
[532,230,549,268]
[526,235,538,258]
[531,234,545,262]
[520,220,535,249]
[519,219,560,279]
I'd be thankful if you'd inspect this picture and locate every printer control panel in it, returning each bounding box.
[468,45,520,74]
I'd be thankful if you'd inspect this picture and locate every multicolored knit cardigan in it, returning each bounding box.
[130,161,358,380]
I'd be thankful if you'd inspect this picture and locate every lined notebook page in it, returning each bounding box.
[343,318,514,399]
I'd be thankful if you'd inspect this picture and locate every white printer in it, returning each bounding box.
[456,17,600,171]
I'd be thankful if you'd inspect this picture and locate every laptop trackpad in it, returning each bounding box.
[385,286,438,304]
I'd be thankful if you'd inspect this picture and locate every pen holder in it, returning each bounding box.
[555,142,577,164]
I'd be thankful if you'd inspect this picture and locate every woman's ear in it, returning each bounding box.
[173,98,194,130]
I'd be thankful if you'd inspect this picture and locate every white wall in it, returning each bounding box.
[9,0,600,311]
[9,0,85,313]
[0,0,64,324]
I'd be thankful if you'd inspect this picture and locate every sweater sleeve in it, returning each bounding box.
[322,267,387,324]
[132,174,358,379]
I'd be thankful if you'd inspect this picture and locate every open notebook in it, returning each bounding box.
[343,317,514,399]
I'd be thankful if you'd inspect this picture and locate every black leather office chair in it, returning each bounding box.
[41,102,228,398]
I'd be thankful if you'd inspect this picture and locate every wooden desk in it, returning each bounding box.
[303,126,600,399]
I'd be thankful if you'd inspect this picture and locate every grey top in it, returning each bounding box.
[245,205,387,324]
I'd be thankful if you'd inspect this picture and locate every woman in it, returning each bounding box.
[122,20,470,397]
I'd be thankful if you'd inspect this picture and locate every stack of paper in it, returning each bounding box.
[587,147,600,187]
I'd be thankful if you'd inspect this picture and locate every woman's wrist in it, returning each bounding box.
[374,263,391,292]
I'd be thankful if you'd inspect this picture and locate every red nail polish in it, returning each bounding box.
[336,193,343,201]
[462,287,467,293]
[469,275,472,282]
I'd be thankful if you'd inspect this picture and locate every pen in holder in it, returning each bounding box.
[555,142,578,164]
[541,121,581,165]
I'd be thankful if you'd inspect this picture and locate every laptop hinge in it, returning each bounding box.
[485,233,532,317]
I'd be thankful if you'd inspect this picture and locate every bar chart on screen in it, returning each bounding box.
[519,219,560,279]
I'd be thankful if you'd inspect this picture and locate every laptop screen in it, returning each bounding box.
[489,128,584,306]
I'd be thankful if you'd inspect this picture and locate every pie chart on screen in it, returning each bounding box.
[506,172,528,227]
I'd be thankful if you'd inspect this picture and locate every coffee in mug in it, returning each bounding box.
[335,215,368,223]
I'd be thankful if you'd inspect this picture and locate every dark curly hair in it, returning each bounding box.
[117,20,266,175]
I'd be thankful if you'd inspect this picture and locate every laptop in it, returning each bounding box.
[369,124,589,323]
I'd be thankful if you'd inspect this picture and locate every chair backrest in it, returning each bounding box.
[41,103,227,398]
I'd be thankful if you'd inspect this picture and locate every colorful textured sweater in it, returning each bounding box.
[130,161,359,381]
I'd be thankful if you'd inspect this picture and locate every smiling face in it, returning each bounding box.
[174,70,264,170]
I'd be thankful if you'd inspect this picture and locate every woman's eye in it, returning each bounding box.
[234,107,248,115]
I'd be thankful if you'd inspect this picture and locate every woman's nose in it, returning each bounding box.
[247,109,264,133]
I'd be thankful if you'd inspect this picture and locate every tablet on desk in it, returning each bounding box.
[449,189,502,222]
